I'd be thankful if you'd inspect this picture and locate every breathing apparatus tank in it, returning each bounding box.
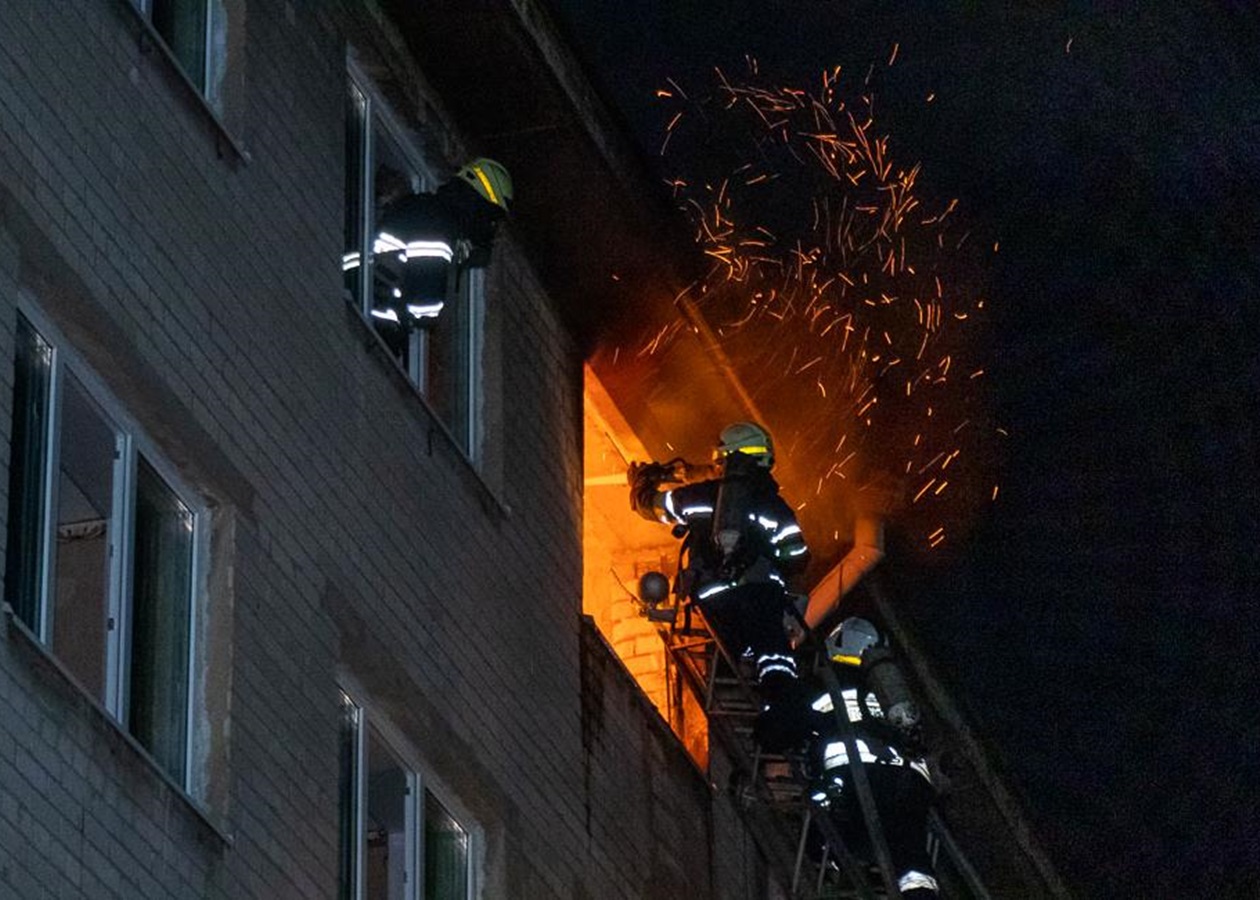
[712,455,752,560]
[709,422,777,569]
[712,449,770,574]
[863,645,921,732]
[827,617,922,732]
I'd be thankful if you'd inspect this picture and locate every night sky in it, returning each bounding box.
[550,2,1260,896]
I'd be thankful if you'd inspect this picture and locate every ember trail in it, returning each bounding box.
[653,59,1000,557]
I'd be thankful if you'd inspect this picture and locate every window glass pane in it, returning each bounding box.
[339,693,362,900]
[52,373,120,703]
[366,730,410,900]
[4,316,53,629]
[373,122,422,216]
[424,790,469,900]
[420,270,475,454]
[345,82,369,308]
[205,0,227,110]
[151,0,208,92]
[128,457,194,783]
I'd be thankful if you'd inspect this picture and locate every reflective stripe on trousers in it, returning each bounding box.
[899,869,938,893]
[757,651,797,681]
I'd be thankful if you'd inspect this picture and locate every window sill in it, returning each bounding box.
[2,602,234,848]
[112,0,251,164]
[344,296,513,522]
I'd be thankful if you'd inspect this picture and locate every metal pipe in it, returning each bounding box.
[803,514,885,632]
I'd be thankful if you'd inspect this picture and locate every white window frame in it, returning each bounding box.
[412,264,484,458]
[131,0,227,112]
[345,67,439,324]
[340,690,478,900]
[344,62,486,465]
[7,306,208,793]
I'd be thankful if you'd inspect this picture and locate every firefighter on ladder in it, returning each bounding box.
[628,421,815,752]
[806,615,940,897]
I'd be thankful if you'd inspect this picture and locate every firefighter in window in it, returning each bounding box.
[363,158,512,339]
[805,615,939,898]
[628,422,815,752]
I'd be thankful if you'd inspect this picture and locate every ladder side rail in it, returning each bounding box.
[869,581,1074,899]
[660,609,807,887]
[791,807,811,895]
[704,640,723,712]
[928,808,994,900]
[807,805,880,900]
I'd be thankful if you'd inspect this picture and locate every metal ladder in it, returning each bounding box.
[657,601,993,899]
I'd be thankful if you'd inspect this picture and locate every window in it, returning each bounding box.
[132,0,229,111]
[344,70,484,460]
[339,691,474,900]
[4,313,204,789]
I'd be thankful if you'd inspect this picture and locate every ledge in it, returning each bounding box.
[112,0,251,165]
[3,602,235,849]
[578,615,708,785]
[343,296,514,523]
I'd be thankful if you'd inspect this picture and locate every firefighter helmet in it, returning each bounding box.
[457,158,513,212]
[716,421,774,468]
[827,617,881,666]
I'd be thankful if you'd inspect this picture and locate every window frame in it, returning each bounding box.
[344,65,439,326]
[130,0,225,111]
[344,62,486,465]
[339,689,478,900]
[5,307,208,794]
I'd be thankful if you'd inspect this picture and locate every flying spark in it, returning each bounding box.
[652,57,999,556]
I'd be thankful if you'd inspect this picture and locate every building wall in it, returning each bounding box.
[579,619,783,900]
[0,3,777,899]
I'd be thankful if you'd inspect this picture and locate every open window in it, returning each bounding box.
[4,312,206,790]
[343,68,484,461]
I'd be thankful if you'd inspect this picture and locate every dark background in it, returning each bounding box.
[549,2,1260,896]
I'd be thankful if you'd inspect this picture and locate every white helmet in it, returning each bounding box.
[827,617,881,666]
[715,421,774,468]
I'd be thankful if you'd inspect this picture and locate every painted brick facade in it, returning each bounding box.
[0,3,778,899]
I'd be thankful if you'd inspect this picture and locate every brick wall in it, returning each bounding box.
[579,620,780,899]
[0,3,780,898]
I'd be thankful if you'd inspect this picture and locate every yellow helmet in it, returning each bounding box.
[716,421,774,468]
[457,158,513,212]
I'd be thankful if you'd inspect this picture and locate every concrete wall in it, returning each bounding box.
[0,2,776,898]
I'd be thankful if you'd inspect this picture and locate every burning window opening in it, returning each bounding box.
[582,366,711,766]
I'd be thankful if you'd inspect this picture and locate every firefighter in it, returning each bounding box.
[628,421,814,751]
[354,158,512,330]
[806,615,939,898]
